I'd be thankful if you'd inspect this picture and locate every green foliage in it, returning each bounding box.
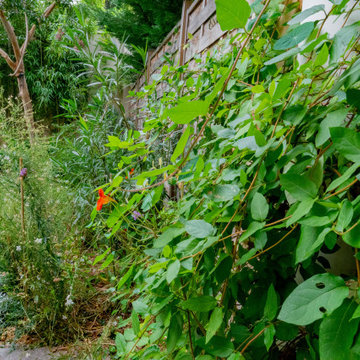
[0,91,97,344]
[88,0,360,358]
[95,0,183,69]
[215,0,251,31]
[0,0,86,121]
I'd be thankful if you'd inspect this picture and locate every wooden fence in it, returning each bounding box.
[122,0,305,125]
[123,0,235,124]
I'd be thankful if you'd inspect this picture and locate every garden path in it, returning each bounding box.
[0,346,65,359]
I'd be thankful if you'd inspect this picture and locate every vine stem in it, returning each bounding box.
[240,326,268,354]
[123,318,154,360]
[317,6,334,38]
[118,0,272,193]
[336,219,360,236]
[342,0,359,28]
[271,79,299,139]
[247,225,298,262]
[221,156,264,236]
[324,178,358,200]
[355,248,360,286]
[179,215,294,261]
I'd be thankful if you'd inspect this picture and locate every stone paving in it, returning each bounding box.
[0,347,65,360]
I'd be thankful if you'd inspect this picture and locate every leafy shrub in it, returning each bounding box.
[92,0,360,358]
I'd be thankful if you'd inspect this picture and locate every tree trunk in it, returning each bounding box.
[17,73,35,143]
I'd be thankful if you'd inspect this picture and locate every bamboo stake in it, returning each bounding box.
[19,158,25,234]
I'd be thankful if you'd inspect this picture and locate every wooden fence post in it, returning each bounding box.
[179,0,192,71]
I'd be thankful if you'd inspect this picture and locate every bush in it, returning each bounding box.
[92,0,360,358]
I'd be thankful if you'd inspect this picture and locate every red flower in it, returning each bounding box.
[96,189,115,211]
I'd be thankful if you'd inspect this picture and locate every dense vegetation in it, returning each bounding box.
[1,0,360,359]
[96,0,183,69]
[0,0,85,122]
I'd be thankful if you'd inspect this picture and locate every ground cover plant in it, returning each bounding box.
[89,0,360,358]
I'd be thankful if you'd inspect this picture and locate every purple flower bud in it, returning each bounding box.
[132,211,142,221]
[20,168,27,178]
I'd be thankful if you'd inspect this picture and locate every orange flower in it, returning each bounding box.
[126,168,135,180]
[96,189,116,211]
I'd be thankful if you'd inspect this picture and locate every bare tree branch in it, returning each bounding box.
[11,14,29,76]
[44,2,57,18]
[23,2,57,46]
[0,47,16,70]
[0,9,21,61]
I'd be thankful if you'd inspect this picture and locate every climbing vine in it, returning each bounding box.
[94,0,360,358]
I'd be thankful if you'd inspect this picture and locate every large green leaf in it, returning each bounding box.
[185,220,215,239]
[239,221,265,243]
[274,22,314,50]
[278,273,348,325]
[280,173,318,201]
[167,313,183,352]
[215,0,251,31]
[319,300,360,360]
[330,23,359,63]
[154,227,185,248]
[264,324,276,351]
[206,307,223,343]
[296,225,324,264]
[166,259,181,284]
[181,296,217,312]
[251,193,269,221]
[287,5,325,25]
[234,136,259,151]
[330,58,360,94]
[314,43,329,67]
[315,108,348,147]
[167,101,209,124]
[264,47,301,66]
[330,127,360,163]
[171,126,193,163]
[335,200,353,233]
[326,162,360,193]
[209,184,240,202]
[264,284,278,321]
[197,336,234,357]
[286,198,316,226]
[343,223,360,248]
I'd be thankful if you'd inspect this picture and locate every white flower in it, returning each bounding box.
[62,315,67,320]
[65,294,74,307]
[4,155,10,161]
[35,238,42,244]
[16,246,21,251]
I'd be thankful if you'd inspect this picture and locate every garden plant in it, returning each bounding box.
[0,0,360,359]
